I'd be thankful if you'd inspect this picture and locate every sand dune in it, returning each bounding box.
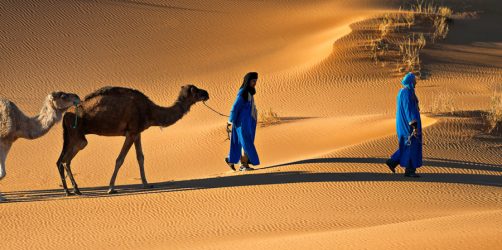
[1,0,501,249]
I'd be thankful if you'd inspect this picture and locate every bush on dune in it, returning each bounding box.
[485,87,502,134]
[366,0,453,77]
[259,108,281,127]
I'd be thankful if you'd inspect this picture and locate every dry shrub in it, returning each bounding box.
[432,16,449,42]
[486,88,502,134]
[367,36,389,63]
[409,1,452,43]
[429,90,456,114]
[259,108,281,127]
[431,7,452,43]
[412,0,435,14]
[397,33,426,75]
[411,0,450,16]
[438,6,453,19]
[403,12,415,28]
[379,14,395,37]
[366,1,452,77]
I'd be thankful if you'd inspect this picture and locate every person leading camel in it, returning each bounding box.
[0,92,80,201]
[225,72,260,171]
[386,72,423,177]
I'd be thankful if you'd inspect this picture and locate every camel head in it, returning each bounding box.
[178,85,209,104]
[49,92,81,110]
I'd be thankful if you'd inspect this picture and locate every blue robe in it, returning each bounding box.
[390,73,423,169]
[228,89,260,165]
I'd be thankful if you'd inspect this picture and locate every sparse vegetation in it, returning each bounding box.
[438,6,453,19]
[366,1,453,77]
[379,14,395,38]
[397,33,426,75]
[431,15,449,43]
[431,6,452,43]
[367,36,389,64]
[411,0,451,17]
[485,87,502,134]
[403,11,415,28]
[259,108,281,127]
[429,90,456,114]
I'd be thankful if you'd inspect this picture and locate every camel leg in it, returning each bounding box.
[134,134,152,188]
[64,160,81,195]
[0,142,10,180]
[57,126,87,196]
[108,133,137,194]
[63,136,88,195]
[56,141,72,196]
[0,142,12,201]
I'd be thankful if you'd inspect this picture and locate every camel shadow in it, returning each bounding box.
[2,161,501,204]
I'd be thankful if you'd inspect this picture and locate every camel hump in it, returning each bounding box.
[0,98,18,117]
[84,86,150,101]
[0,98,14,108]
[0,98,19,137]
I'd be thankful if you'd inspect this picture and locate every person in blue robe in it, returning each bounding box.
[386,72,423,177]
[225,72,260,171]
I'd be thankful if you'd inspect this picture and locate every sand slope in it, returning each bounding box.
[1,0,501,249]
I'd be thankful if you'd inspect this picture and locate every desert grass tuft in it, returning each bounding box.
[397,33,426,75]
[366,36,389,64]
[403,11,415,28]
[379,14,396,38]
[259,108,281,127]
[431,6,452,43]
[485,86,502,134]
[429,90,456,114]
[366,1,453,76]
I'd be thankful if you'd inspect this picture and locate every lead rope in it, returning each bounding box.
[202,101,231,141]
[406,128,417,146]
[202,101,229,118]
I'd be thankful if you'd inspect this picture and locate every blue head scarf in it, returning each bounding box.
[401,72,416,89]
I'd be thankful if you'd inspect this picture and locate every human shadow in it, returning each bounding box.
[264,157,502,173]
[2,167,500,204]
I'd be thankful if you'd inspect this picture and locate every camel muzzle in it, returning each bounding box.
[201,91,209,101]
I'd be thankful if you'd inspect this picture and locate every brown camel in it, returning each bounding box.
[57,85,209,195]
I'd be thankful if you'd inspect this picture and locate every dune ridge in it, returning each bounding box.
[1,0,501,249]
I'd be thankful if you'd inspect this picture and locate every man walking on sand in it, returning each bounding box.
[225,72,260,172]
[386,72,423,177]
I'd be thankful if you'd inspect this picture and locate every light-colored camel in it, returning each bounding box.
[0,92,81,201]
[57,85,209,195]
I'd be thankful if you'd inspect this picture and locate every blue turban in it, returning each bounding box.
[401,72,416,89]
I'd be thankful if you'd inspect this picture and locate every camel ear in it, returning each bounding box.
[190,85,197,94]
[180,86,189,96]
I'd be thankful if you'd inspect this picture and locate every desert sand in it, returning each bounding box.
[0,0,501,249]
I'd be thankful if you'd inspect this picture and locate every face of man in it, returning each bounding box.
[250,79,257,88]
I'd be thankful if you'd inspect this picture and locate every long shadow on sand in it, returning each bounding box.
[2,159,500,204]
[265,157,502,173]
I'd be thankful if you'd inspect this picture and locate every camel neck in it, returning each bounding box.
[23,97,62,139]
[151,100,192,127]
